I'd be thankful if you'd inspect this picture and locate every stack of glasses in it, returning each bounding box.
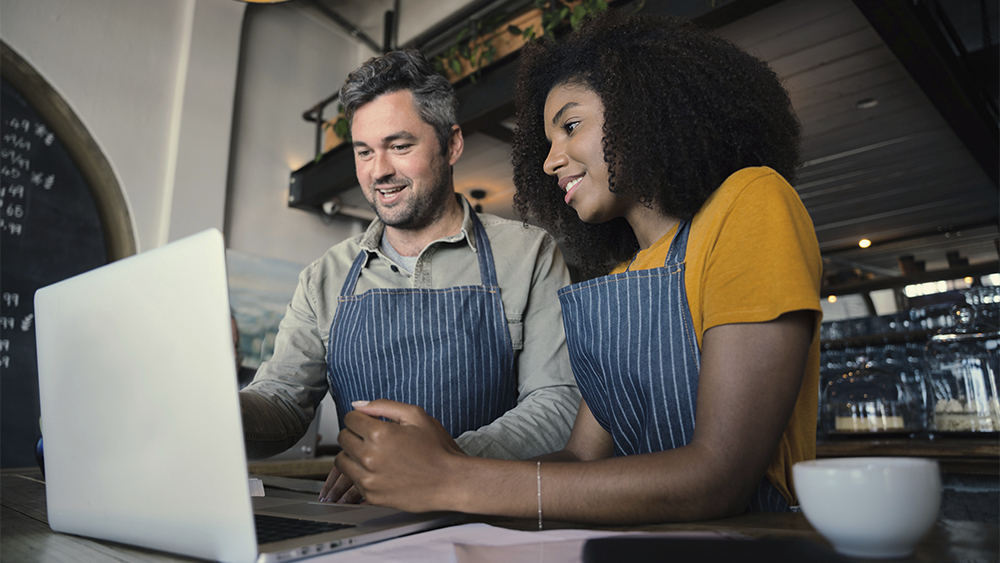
[819,286,999,437]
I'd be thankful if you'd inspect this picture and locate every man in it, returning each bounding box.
[239,50,580,501]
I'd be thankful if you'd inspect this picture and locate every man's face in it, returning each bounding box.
[351,90,461,231]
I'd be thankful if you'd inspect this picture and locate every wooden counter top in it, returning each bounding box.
[3,467,997,563]
[247,455,338,480]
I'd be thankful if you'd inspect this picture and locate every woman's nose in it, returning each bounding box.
[543,141,567,176]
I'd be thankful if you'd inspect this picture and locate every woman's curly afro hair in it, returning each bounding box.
[511,10,801,277]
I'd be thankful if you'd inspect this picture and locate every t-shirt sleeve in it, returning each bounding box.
[700,171,822,332]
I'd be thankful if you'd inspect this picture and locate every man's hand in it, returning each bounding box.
[334,400,466,512]
[318,466,364,503]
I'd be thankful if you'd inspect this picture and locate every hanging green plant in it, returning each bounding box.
[431,8,512,84]
[432,0,625,84]
[319,103,351,161]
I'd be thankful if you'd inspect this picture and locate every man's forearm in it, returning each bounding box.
[239,390,312,460]
[455,385,580,459]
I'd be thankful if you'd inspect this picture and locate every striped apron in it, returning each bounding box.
[326,211,518,437]
[557,221,789,512]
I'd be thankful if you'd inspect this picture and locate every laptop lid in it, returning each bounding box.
[36,229,259,563]
[35,229,460,563]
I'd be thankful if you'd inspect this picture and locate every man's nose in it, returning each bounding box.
[372,151,395,179]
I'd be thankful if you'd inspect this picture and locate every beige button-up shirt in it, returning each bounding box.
[240,197,580,460]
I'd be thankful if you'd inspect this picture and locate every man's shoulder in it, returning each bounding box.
[476,213,554,244]
[473,213,568,285]
[302,232,367,280]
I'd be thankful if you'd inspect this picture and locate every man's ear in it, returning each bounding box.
[447,125,464,165]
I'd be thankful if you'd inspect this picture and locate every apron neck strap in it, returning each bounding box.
[339,211,499,297]
[663,220,691,267]
[470,210,499,287]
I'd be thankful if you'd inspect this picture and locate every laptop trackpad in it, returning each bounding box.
[264,502,397,524]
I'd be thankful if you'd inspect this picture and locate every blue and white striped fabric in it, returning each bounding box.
[558,221,789,512]
[326,212,518,438]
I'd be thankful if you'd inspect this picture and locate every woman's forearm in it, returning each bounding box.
[447,441,753,524]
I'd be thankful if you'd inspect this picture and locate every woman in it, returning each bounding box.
[331,11,822,524]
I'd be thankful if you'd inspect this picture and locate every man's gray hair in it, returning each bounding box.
[340,49,458,154]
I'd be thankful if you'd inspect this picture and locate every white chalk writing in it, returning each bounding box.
[0,219,23,236]
[6,118,29,132]
[0,185,27,199]
[1,148,30,170]
[2,134,31,151]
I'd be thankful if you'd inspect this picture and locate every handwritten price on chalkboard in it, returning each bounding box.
[0,315,32,331]
[5,118,54,146]
[2,119,58,239]
[0,294,32,335]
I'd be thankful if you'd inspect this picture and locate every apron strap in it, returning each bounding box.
[663,220,692,267]
[470,211,500,288]
[339,209,500,298]
[338,250,370,297]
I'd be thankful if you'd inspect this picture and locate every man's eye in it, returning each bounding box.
[391,144,412,151]
[357,149,372,158]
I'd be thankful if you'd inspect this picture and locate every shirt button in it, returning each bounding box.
[391,265,399,273]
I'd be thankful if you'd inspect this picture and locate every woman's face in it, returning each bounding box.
[543,83,631,224]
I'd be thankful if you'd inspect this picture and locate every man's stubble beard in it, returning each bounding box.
[372,156,455,232]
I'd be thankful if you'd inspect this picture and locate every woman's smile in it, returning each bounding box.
[560,174,585,204]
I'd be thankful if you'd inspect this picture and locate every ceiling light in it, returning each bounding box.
[856,98,879,109]
[827,295,837,303]
[858,239,871,248]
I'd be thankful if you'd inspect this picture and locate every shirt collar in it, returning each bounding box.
[358,194,478,254]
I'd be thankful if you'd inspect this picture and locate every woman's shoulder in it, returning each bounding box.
[705,166,795,209]
[692,166,804,234]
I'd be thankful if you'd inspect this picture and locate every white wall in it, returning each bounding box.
[223,3,365,266]
[1,0,244,252]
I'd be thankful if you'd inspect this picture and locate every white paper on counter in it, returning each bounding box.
[305,522,740,563]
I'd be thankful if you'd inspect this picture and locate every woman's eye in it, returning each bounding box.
[564,121,579,134]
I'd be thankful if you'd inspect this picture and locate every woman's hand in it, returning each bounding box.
[335,400,467,512]
[318,466,363,503]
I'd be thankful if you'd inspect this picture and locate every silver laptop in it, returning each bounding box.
[34,228,460,563]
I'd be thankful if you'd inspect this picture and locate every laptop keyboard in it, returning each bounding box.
[254,514,355,544]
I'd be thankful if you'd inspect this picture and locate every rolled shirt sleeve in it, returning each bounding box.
[239,265,332,461]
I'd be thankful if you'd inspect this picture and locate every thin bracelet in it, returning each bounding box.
[536,461,543,530]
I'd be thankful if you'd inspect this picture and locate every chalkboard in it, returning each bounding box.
[1,43,135,468]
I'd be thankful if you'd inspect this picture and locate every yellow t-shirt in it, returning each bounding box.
[610,167,822,506]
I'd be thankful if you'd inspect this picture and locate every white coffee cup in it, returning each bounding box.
[793,457,941,558]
